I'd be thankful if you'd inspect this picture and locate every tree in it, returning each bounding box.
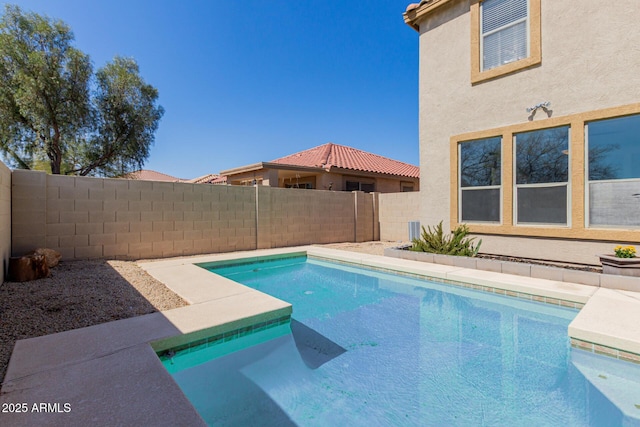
[69,57,164,176]
[0,5,163,176]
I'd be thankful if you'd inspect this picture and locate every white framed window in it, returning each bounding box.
[586,114,640,228]
[459,137,502,223]
[481,0,529,72]
[514,126,570,225]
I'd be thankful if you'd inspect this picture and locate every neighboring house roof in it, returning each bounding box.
[210,175,228,184]
[183,174,221,184]
[269,143,420,179]
[124,169,225,184]
[123,169,182,182]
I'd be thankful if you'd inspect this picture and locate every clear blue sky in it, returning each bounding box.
[9,0,419,179]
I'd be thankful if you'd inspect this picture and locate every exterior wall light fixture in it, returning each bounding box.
[527,101,552,120]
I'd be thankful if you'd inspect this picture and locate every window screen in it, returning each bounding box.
[462,188,501,222]
[517,186,567,224]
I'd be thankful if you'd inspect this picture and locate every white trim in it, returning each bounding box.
[460,184,502,191]
[567,127,573,228]
[515,182,567,189]
[587,177,640,185]
[584,122,591,228]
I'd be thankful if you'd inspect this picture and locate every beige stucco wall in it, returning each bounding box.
[416,0,640,263]
[0,160,10,283]
[379,192,421,241]
[315,172,335,191]
[375,176,419,193]
[477,234,617,266]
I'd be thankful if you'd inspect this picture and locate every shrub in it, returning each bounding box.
[614,245,636,258]
[411,221,481,257]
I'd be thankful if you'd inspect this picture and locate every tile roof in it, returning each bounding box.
[210,175,228,184]
[124,170,226,184]
[404,0,454,31]
[123,169,182,182]
[270,143,419,178]
[182,174,221,184]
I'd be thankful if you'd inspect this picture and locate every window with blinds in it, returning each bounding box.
[481,0,529,71]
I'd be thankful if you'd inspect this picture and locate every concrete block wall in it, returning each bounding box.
[11,171,399,260]
[257,186,356,249]
[12,171,257,259]
[378,192,421,241]
[354,191,377,243]
[0,160,11,283]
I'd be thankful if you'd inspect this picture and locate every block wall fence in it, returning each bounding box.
[7,169,402,263]
[0,161,10,283]
[378,192,421,241]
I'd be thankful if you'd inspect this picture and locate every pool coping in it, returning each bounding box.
[2,246,640,425]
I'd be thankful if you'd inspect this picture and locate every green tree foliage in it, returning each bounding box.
[0,5,164,176]
[411,221,482,257]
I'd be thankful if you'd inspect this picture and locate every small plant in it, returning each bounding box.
[614,245,636,258]
[411,221,481,257]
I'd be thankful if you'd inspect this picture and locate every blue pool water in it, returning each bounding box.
[165,256,640,426]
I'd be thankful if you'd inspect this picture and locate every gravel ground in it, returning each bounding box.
[0,259,187,384]
[317,241,407,255]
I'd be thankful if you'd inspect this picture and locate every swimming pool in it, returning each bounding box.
[162,255,640,426]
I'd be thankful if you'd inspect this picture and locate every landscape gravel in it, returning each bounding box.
[0,259,187,384]
[0,243,400,384]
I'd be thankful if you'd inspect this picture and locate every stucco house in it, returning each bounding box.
[219,142,420,193]
[404,0,640,265]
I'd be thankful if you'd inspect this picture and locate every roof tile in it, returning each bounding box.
[183,173,220,184]
[123,170,182,182]
[270,143,419,178]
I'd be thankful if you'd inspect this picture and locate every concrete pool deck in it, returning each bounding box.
[1,246,640,425]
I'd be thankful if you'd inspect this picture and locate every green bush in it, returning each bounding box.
[410,221,481,257]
